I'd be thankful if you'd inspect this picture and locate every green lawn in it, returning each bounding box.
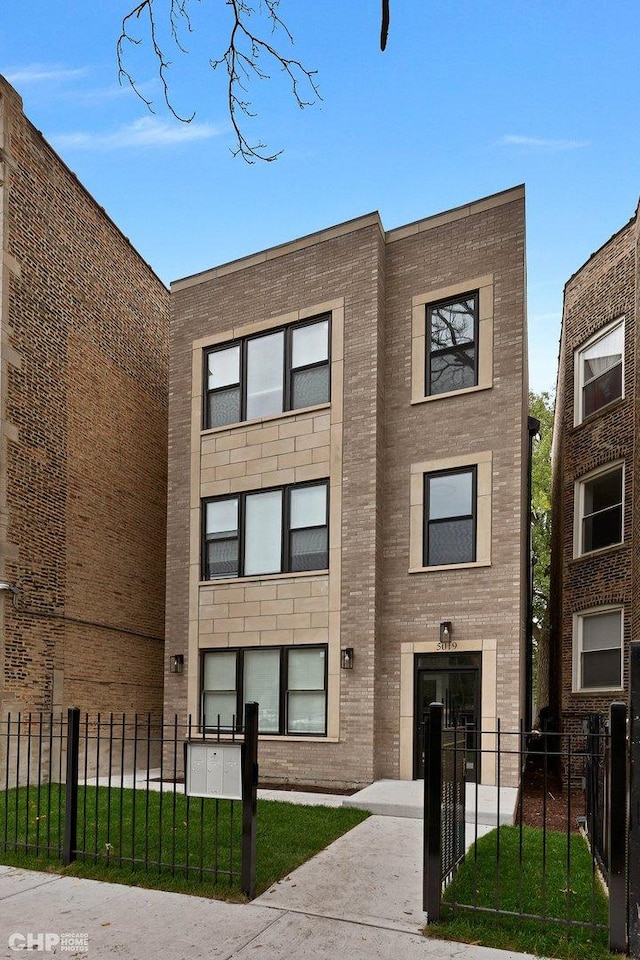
[0,784,368,900]
[426,826,617,960]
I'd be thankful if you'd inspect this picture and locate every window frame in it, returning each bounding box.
[201,644,329,736]
[572,607,624,693]
[574,462,624,558]
[203,314,331,430]
[201,480,330,581]
[425,291,479,398]
[423,466,477,567]
[574,317,625,426]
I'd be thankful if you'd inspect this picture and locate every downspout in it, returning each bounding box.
[526,415,540,730]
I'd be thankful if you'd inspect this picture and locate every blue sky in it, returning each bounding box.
[2,1,639,393]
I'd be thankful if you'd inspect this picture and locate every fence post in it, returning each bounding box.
[62,707,80,865]
[608,700,627,954]
[241,701,258,899]
[629,643,640,957]
[423,701,443,920]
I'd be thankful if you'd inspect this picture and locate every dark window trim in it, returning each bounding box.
[202,480,330,581]
[200,644,328,736]
[203,314,332,430]
[423,466,477,567]
[425,291,479,397]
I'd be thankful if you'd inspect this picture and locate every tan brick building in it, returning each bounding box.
[167,185,529,789]
[550,203,640,735]
[0,77,169,721]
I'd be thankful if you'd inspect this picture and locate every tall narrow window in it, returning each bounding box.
[575,609,623,691]
[202,650,237,728]
[579,466,623,554]
[204,498,239,579]
[287,647,327,734]
[244,490,283,576]
[576,320,624,422]
[206,345,241,428]
[426,293,478,396]
[289,483,329,572]
[204,315,331,428]
[424,468,476,566]
[244,648,281,733]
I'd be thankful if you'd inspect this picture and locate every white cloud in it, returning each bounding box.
[500,134,590,151]
[52,116,221,151]
[4,64,88,84]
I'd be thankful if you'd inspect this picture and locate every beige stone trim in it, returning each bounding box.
[387,185,524,244]
[411,276,494,405]
[409,451,492,571]
[189,301,344,740]
[399,638,498,785]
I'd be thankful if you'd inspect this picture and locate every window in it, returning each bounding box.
[577,465,623,555]
[426,293,478,396]
[574,608,623,691]
[424,467,476,566]
[202,646,327,734]
[204,315,330,429]
[202,481,329,580]
[575,319,624,423]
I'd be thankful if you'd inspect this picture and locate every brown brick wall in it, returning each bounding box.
[551,213,637,736]
[0,78,169,719]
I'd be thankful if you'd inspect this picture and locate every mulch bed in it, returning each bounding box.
[517,756,585,833]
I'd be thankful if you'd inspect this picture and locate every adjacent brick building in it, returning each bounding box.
[167,185,529,789]
[550,202,640,735]
[0,77,169,721]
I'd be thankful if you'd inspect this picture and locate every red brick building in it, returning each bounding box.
[550,202,639,734]
[0,77,169,721]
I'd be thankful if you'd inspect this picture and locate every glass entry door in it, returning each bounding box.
[414,652,481,782]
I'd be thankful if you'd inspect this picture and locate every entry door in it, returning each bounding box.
[415,653,481,782]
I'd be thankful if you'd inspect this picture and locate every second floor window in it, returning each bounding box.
[578,465,623,554]
[204,315,330,429]
[424,467,477,566]
[576,319,624,422]
[203,480,329,580]
[426,293,478,396]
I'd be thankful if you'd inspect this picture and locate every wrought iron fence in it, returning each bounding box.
[0,704,259,898]
[423,702,628,953]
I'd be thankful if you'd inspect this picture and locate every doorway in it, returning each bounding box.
[414,652,481,781]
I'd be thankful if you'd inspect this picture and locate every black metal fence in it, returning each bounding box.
[423,701,628,953]
[0,704,259,898]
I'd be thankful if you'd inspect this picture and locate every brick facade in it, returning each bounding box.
[168,187,528,789]
[550,204,640,737]
[0,77,169,720]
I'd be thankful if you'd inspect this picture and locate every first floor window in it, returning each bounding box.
[578,465,623,555]
[424,467,476,566]
[203,480,329,580]
[202,646,327,735]
[574,608,623,691]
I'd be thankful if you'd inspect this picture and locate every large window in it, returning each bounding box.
[574,608,623,691]
[204,315,330,429]
[424,467,476,566]
[202,481,329,580]
[575,319,624,423]
[202,645,327,734]
[426,293,478,396]
[577,465,623,555]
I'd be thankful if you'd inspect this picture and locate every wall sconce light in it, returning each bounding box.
[170,654,184,675]
[0,581,20,606]
[438,621,455,648]
[341,648,354,670]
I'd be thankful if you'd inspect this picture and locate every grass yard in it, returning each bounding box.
[426,825,617,960]
[0,784,368,900]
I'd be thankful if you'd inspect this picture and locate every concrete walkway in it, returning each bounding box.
[0,780,534,959]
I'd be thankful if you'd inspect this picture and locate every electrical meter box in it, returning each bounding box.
[185,741,242,800]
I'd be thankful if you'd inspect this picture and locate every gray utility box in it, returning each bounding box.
[185,741,242,800]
